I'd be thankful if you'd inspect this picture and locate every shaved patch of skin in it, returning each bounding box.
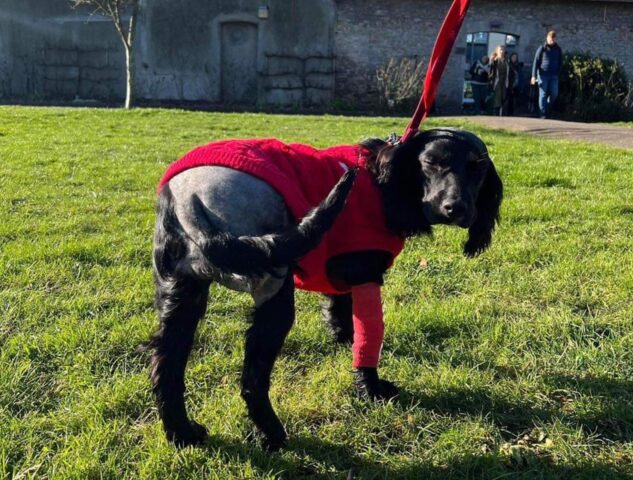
[168,166,291,302]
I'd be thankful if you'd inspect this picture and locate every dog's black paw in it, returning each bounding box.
[372,378,400,400]
[354,367,400,401]
[246,428,288,452]
[262,432,288,452]
[333,330,354,345]
[166,420,209,448]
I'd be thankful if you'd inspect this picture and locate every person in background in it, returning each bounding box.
[508,52,524,116]
[469,54,490,114]
[531,30,563,118]
[489,45,512,116]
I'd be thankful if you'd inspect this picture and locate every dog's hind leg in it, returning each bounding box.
[241,272,295,451]
[150,275,210,447]
[150,185,211,447]
[321,294,353,344]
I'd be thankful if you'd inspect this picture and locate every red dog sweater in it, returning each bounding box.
[158,138,405,367]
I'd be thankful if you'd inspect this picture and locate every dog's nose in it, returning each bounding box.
[442,200,466,219]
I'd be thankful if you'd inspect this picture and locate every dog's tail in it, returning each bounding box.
[187,167,358,277]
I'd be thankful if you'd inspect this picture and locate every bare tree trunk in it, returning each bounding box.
[123,2,138,109]
[70,0,140,109]
[125,44,134,109]
[109,1,138,109]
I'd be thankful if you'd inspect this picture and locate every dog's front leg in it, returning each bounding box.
[351,283,399,400]
[321,293,353,344]
[241,273,295,451]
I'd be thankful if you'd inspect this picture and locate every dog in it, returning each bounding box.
[148,128,503,450]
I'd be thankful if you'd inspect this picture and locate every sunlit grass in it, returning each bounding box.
[1,107,632,479]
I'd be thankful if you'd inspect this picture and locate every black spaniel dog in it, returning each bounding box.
[149,128,503,450]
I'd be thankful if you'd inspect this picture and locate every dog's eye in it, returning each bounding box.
[422,155,445,168]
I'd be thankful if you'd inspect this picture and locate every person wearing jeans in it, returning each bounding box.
[531,31,562,118]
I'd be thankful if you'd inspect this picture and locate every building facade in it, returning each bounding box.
[1,0,632,111]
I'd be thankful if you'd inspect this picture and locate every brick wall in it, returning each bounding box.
[334,0,633,112]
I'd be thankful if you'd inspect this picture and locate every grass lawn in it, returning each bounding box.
[1,107,632,479]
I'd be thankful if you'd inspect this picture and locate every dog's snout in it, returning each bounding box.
[442,199,466,219]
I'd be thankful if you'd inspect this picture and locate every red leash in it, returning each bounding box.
[401,0,472,143]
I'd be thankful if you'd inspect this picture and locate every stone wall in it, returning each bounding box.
[334,0,633,112]
[135,0,336,106]
[0,0,336,106]
[2,0,633,109]
[0,0,125,102]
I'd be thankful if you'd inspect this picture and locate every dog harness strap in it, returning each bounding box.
[351,283,384,368]
[402,0,471,143]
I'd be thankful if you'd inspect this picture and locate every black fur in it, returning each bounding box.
[363,138,432,237]
[150,186,211,446]
[241,272,295,451]
[320,294,353,344]
[463,161,503,256]
[362,129,503,254]
[354,367,399,400]
[149,129,503,450]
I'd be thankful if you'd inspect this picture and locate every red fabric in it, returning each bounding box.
[158,139,405,294]
[352,283,384,368]
[402,0,471,142]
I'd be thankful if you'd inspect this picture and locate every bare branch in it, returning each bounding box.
[376,57,426,110]
[68,0,140,108]
[127,1,139,48]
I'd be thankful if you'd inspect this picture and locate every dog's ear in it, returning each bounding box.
[464,160,503,257]
[372,141,432,237]
[372,137,422,183]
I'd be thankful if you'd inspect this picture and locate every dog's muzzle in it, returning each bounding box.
[441,199,473,227]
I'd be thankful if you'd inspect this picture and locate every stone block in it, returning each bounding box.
[305,73,334,89]
[43,66,79,81]
[305,57,334,74]
[306,87,333,106]
[78,50,109,69]
[264,88,303,106]
[266,56,303,76]
[264,74,303,90]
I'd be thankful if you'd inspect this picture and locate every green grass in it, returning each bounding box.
[1,107,632,479]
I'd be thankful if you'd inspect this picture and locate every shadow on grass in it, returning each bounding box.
[199,433,631,480]
[546,374,633,441]
[396,372,633,444]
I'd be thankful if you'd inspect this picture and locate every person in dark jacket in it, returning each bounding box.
[469,54,490,114]
[508,53,524,116]
[531,31,563,118]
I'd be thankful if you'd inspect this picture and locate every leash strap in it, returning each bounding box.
[401,0,472,143]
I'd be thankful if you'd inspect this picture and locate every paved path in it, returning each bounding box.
[453,116,633,150]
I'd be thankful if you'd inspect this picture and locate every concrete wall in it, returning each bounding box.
[334,0,633,112]
[0,0,336,106]
[135,0,336,106]
[0,0,125,102]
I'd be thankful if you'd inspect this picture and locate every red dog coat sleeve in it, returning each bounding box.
[351,283,384,368]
